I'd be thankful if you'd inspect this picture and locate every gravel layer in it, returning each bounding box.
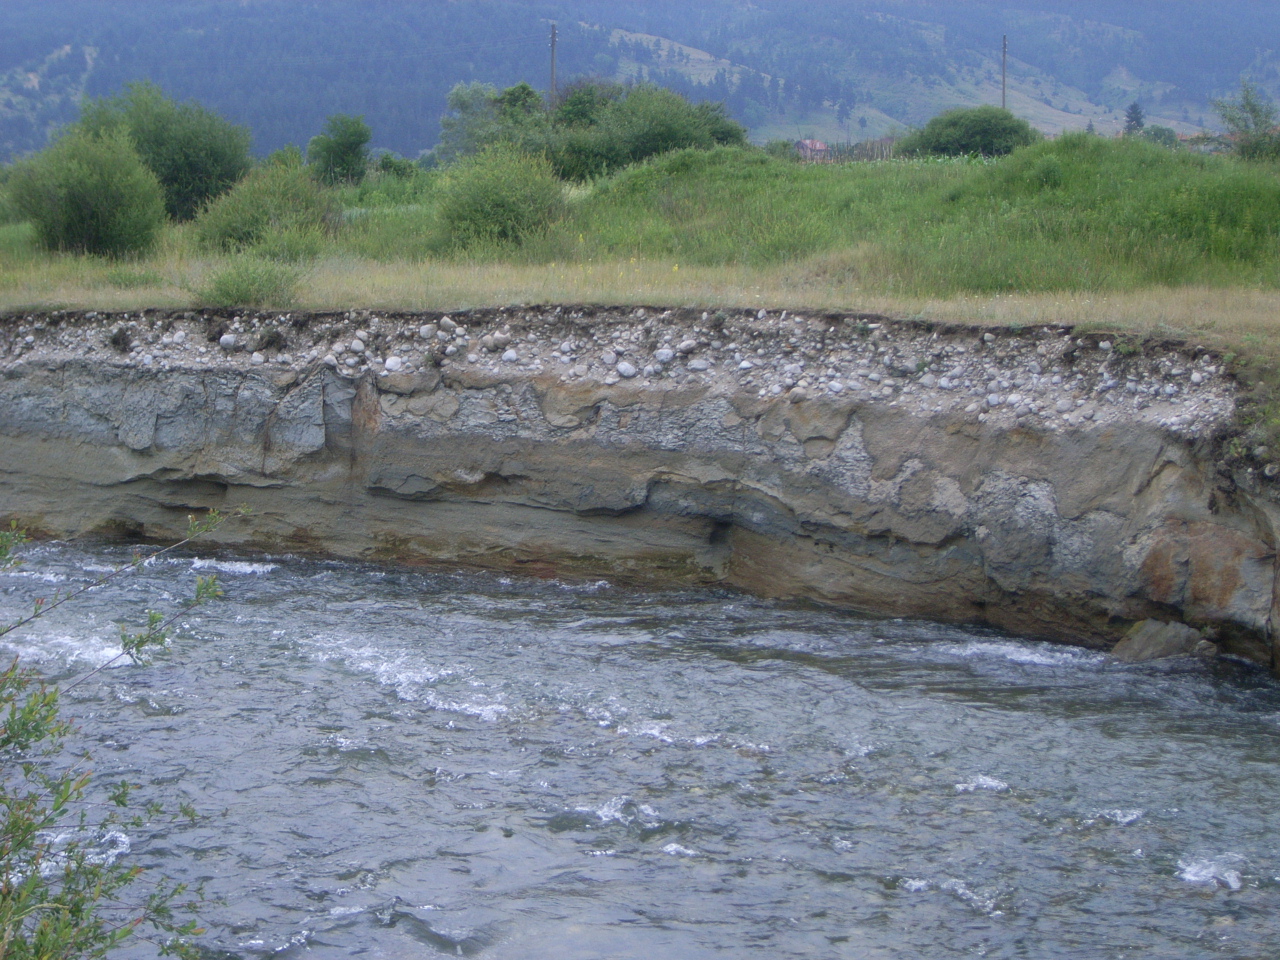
[0,305,1237,437]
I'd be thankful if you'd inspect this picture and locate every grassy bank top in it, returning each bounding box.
[7,129,1280,449]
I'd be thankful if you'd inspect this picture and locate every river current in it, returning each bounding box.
[2,543,1279,959]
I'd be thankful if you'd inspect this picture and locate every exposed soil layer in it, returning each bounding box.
[2,306,1278,672]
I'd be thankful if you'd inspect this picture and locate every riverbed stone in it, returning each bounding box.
[1111,620,1217,662]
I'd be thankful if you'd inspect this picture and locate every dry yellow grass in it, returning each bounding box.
[4,252,1277,367]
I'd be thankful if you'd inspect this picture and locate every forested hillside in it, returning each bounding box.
[2,0,1278,161]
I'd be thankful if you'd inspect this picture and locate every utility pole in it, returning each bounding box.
[1001,35,1007,110]
[550,22,558,105]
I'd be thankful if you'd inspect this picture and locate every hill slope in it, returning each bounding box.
[0,0,1276,161]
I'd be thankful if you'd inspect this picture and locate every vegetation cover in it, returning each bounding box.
[6,127,165,257]
[896,106,1041,158]
[79,82,252,221]
[2,77,1280,375]
[193,162,337,257]
[438,146,564,247]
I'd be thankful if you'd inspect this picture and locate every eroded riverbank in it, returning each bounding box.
[3,306,1279,669]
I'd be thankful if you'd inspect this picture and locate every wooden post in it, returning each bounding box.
[550,23,558,105]
[1002,35,1007,110]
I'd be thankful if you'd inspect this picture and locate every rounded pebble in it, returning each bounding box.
[384,356,403,372]
[502,349,519,363]
[219,334,236,350]
[617,361,638,378]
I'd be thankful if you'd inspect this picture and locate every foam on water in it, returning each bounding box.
[936,639,1109,667]
[189,558,279,575]
[2,631,124,668]
[1094,808,1145,825]
[662,842,699,857]
[955,775,1009,793]
[1178,854,1246,890]
[304,637,456,689]
[939,879,1005,916]
[36,828,131,878]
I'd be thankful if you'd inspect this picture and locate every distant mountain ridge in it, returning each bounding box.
[1,0,1276,162]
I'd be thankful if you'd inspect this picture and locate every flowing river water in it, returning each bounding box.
[3,543,1280,959]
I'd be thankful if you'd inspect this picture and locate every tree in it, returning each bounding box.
[438,80,746,180]
[436,82,551,165]
[553,79,623,128]
[896,105,1041,157]
[7,127,166,257]
[79,82,252,221]
[1124,101,1145,135]
[1214,80,1280,160]
[307,114,371,185]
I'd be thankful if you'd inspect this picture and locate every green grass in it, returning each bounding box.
[525,137,1280,292]
[4,134,1280,307]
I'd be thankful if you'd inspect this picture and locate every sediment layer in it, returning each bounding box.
[2,305,1277,670]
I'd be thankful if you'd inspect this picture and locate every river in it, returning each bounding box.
[3,543,1279,958]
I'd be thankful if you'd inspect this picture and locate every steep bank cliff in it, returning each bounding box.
[3,306,1277,670]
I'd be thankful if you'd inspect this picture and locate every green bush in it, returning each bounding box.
[194,162,337,256]
[1142,125,1180,149]
[547,84,748,181]
[439,146,564,246]
[79,81,252,221]
[436,79,748,181]
[197,255,300,307]
[7,128,166,257]
[308,114,371,185]
[376,151,417,178]
[897,105,1041,157]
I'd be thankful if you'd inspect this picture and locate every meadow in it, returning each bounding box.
[3,133,1280,369]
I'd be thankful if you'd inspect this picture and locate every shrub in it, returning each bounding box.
[79,81,252,221]
[437,79,747,181]
[547,85,748,180]
[194,162,337,255]
[308,114,372,185]
[763,139,801,161]
[376,151,417,178]
[438,146,564,246]
[7,128,166,256]
[197,255,300,307]
[1142,125,1180,149]
[897,105,1041,157]
[1214,81,1280,161]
